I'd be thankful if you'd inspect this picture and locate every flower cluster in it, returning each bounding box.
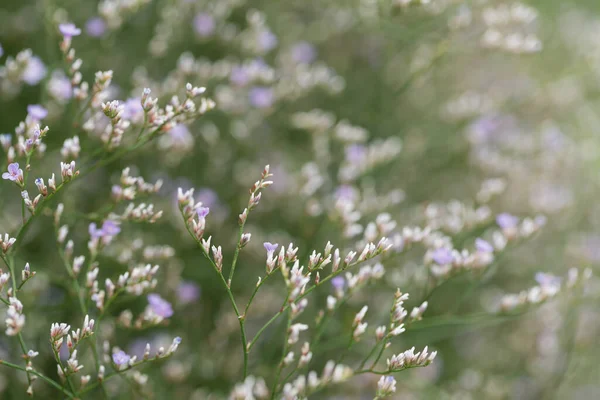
[0,1,597,399]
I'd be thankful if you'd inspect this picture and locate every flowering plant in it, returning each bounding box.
[0,1,597,399]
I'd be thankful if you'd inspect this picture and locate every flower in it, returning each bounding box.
[331,276,345,291]
[121,98,144,122]
[177,281,201,304]
[193,13,215,37]
[258,30,278,52]
[59,23,82,38]
[147,294,173,318]
[27,104,48,121]
[496,213,519,229]
[431,248,453,265]
[249,87,274,109]
[2,163,23,183]
[22,56,47,85]
[47,71,73,101]
[85,17,106,37]
[475,238,494,253]
[263,242,279,254]
[291,41,316,64]
[89,220,121,239]
[345,144,367,163]
[196,189,219,208]
[535,272,561,289]
[197,206,210,219]
[377,376,397,397]
[230,66,249,87]
[112,350,131,366]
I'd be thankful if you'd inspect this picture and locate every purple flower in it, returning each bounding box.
[121,98,144,122]
[535,272,561,288]
[89,220,121,239]
[197,189,218,208]
[48,71,72,101]
[291,41,316,64]
[496,213,519,229]
[127,338,150,359]
[168,124,191,142]
[345,145,367,163]
[331,276,345,291]
[258,30,278,52]
[334,185,358,202]
[2,163,23,182]
[22,56,47,85]
[263,242,279,254]
[147,294,173,318]
[249,87,274,109]
[112,350,131,366]
[197,206,210,219]
[475,238,494,253]
[230,66,249,87]
[85,17,106,37]
[431,248,454,265]
[0,44,3,58]
[177,281,201,304]
[59,23,81,38]
[27,104,48,120]
[102,220,121,236]
[193,13,215,37]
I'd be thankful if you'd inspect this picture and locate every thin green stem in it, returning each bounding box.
[358,340,383,371]
[228,223,246,287]
[0,360,74,398]
[136,113,148,141]
[182,216,249,379]
[247,261,362,351]
[270,311,292,399]
[52,345,77,395]
[243,270,275,318]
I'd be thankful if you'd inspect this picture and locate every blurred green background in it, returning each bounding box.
[0,0,599,398]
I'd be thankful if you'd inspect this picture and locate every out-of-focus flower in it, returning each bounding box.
[177,281,200,304]
[89,220,121,239]
[496,213,519,229]
[230,66,249,87]
[122,98,144,123]
[59,23,82,38]
[249,87,274,108]
[147,294,173,318]
[27,104,48,121]
[22,56,46,85]
[112,350,131,366]
[291,41,316,64]
[86,17,106,37]
[258,30,278,52]
[193,13,215,37]
[47,71,72,101]
[431,248,453,265]
[475,238,494,253]
[331,276,345,291]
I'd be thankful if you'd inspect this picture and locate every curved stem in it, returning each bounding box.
[0,360,74,398]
